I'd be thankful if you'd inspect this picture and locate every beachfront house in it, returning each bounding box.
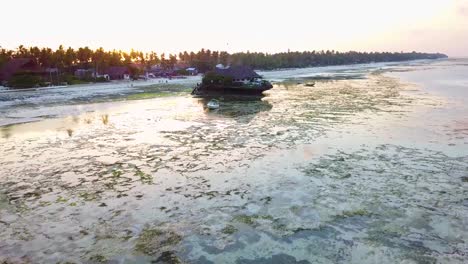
[96,73,110,81]
[0,58,43,83]
[148,65,163,76]
[148,65,175,77]
[129,63,150,80]
[105,66,131,80]
[74,68,96,79]
[186,67,198,75]
[74,69,110,81]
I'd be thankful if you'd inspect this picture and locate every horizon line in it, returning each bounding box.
[0,44,449,56]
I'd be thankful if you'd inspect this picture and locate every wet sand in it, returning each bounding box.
[0,59,467,263]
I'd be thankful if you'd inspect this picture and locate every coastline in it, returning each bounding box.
[0,59,449,128]
[0,57,448,94]
[0,76,202,94]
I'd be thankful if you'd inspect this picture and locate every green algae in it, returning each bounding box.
[134,168,153,184]
[155,251,184,264]
[89,254,107,263]
[364,222,436,263]
[79,191,100,201]
[233,215,256,225]
[12,227,33,241]
[38,201,52,207]
[341,209,372,218]
[56,196,68,203]
[0,189,10,210]
[134,227,182,256]
[221,225,238,235]
[290,205,301,214]
[142,83,189,91]
[111,169,123,178]
[233,214,275,226]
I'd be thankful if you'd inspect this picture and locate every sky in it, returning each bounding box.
[1,0,467,56]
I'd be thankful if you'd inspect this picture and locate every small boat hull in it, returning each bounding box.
[206,99,220,110]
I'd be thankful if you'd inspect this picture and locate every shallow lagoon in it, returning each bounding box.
[0,59,467,263]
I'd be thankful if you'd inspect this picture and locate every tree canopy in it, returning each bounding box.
[0,45,447,73]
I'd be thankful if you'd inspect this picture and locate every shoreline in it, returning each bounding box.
[0,58,449,94]
[0,64,437,133]
[0,58,461,130]
[0,76,201,94]
[0,60,444,128]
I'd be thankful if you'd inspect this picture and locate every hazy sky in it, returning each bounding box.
[1,0,467,56]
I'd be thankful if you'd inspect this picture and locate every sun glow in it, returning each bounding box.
[1,0,467,56]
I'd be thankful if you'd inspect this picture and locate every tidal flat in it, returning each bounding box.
[0,60,467,263]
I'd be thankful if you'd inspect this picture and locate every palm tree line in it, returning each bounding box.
[0,45,447,73]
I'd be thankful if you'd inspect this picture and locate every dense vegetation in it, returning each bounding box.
[7,74,43,89]
[0,45,447,74]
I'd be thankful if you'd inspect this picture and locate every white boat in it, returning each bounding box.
[206,99,220,110]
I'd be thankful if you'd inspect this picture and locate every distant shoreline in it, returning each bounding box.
[1,46,447,89]
[0,58,458,128]
[258,57,448,72]
[0,76,201,94]
[0,58,448,93]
